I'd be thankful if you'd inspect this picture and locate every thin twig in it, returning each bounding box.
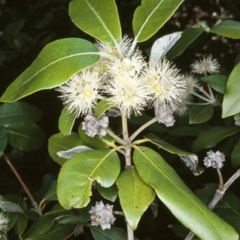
[3,153,42,216]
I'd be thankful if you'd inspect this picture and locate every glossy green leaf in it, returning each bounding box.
[133,0,184,42]
[69,0,121,45]
[133,146,238,240]
[6,123,44,151]
[196,183,240,234]
[97,184,118,202]
[211,20,240,39]
[0,102,42,126]
[116,166,155,230]
[48,132,83,165]
[57,149,120,209]
[167,28,204,60]
[201,74,227,94]
[0,126,7,157]
[58,107,76,135]
[54,211,90,225]
[0,38,99,102]
[168,125,205,136]
[222,62,240,117]
[41,180,57,203]
[192,126,240,152]
[231,139,240,167]
[91,226,128,240]
[144,133,194,157]
[95,100,115,119]
[189,105,214,124]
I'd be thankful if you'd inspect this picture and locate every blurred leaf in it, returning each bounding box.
[0,102,42,126]
[69,0,121,45]
[168,125,205,136]
[133,146,238,240]
[192,126,240,152]
[91,227,128,240]
[2,18,25,42]
[0,38,99,102]
[133,0,184,42]
[116,166,155,230]
[211,20,240,39]
[231,139,240,167]
[48,132,83,165]
[189,105,214,124]
[6,123,44,152]
[222,62,240,117]
[57,149,120,209]
[201,74,227,94]
[41,180,57,203]
[0,196,24,214]
[58,107,76,136]
[0,126,7,157]
[167,28,204,60]
[57,145,93,159]
[97,184,118,202]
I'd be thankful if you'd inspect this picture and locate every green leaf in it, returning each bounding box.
[222,62,240,117]
[211,20,240,39]
[57,149,120,209]
[231,139,240,167]
[0,38,99,102]
[58,107,76,135]
[201,74,227,94]
[0,102,42,126]
[48,132,83,165]
[116,166,155,230]
[133,0,184,42]
[167,28,204,60]
[6,123,44,151]
[97,184,118,202]
[69,0,121,45]
[95,100,115,119]
[0,126,7,157]
[133,146,238,240]
[41,180,57,203]
[144,133,194,157]
[192,126,240,152]
[189,105,214,124]
[91,226,128,240]
[196,183,240,234]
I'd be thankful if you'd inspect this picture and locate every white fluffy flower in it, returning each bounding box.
[191,55,220,75]
[147,58,187,109]
[57,68,103,117]
[0,212,9,236]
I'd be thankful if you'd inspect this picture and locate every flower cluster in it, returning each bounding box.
[0,213,9,237]
[203,150,225,169]
[89,201,115,230]
[57,35,188,126]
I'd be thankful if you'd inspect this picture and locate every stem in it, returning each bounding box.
[185,169,240,240]
[107,128,125,145]
[122,115,132,167]
[126,221,134,240]
[130,117,158,141]
[3,154,42,216]
[216,168,224,190]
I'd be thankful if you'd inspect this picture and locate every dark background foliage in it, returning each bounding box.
[0,0,240,239]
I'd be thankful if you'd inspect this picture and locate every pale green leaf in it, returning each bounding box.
[69,0,121,45]
[1,38,99,102]
[211,20,240,39]
[95,100,115,119]
[116,167,155,230]
[133,0,184,42]
[48,132,83,165]
[58,107,76,135]
[57,149,120,209]
[6,123,44,151]
[201,74,227,94]
[133,146,238,240]
[222,62,240,117]
[189,105,214,124]
[0,102,42,126]
[192,126,240,153]
[167,28,204,60]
